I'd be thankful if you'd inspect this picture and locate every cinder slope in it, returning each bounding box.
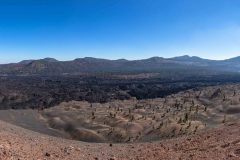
[0,120,240,160]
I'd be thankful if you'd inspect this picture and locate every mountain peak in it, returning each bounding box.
[146,56,164,61]
[170,55,206,62]
[40,58,58,62]
[19,58,58,65]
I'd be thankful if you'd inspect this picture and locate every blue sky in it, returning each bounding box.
[0,0,240,63]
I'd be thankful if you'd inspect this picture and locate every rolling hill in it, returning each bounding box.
[0,55,240,76]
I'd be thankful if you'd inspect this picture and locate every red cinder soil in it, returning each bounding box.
[0,120,239,160]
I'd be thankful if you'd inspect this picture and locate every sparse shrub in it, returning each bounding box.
[222,114,227,123]
[178,117,182,124]
[186,121,191,129]
[179,127,183,133]
[193,125,199,134]
[204,106,207,112]
[161,113,166,118]
[195,105,199,113]
[130,115,134,121]
[189,105,192,112]
[152,115,156,120]
[192,100,195,106]
[183,113,189,123]
[223,95,226,101]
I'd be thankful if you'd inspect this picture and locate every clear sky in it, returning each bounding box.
[0,0,240,63]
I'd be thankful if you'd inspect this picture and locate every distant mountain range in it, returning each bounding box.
[1,55,240,76]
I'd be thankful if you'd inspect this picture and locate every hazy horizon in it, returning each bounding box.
[0,0,240,63]
[1,54,240,64]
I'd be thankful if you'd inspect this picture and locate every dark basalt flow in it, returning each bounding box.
[0,74,240,110]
